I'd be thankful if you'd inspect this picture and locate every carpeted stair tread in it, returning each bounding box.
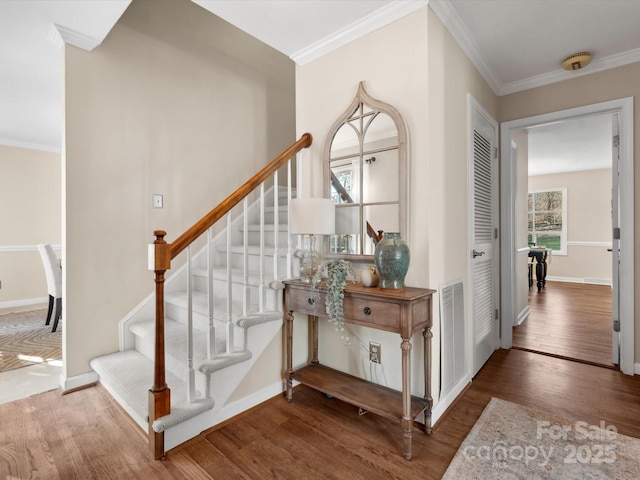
[198,350,252,375]
[90,350,214,433]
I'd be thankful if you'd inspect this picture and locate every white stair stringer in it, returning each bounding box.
[162,312,283,451]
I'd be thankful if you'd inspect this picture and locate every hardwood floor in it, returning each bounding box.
[513,281,614,367]
[2,349,640,479]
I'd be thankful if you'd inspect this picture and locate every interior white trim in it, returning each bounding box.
[291,0,428,65]
[500,97,634,375]
[431,373,471,426]
[546,276,612,286]
[429,0,501,95]
[516,305,530,326]
[60,370,99,393]
[0,244,62,253]
[0,297,48,310]
[49,23,102,51]
[567,241,613,248]
[501,47,640,96]
[430,1,640,96]
[0,137,61,153]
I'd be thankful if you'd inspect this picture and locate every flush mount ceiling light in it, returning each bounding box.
[562,52,592,71]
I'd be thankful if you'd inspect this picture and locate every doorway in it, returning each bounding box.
[499,98,635,375]
[511,114,615,367]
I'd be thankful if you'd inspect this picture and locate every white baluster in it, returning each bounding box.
[187,246,195,402]
[259,183,265,312]
[273,172,280,286]
[226,213,234,353]
[287,159,293,279]
[243,198,249,317]
[207,228,216,360]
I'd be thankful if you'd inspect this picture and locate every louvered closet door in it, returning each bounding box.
[470,99,499,377]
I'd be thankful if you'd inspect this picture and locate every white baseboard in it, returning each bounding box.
[60,370,99,393]
[634,363,640,375]
[0,297,48,310]
[432,373,471,426]
[211,380,285,426]
[515,306,530,326]
[546,276,612,286]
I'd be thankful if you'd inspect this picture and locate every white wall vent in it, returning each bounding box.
[439,280,465,398]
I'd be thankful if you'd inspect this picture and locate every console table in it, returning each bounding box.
[282,279,435,460]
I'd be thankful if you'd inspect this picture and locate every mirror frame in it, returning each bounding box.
[323,81,409,262]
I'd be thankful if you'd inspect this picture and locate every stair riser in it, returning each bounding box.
[191,277,280,311]
[245,231,290,248]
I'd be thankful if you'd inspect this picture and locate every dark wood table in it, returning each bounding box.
[528,248,550,291]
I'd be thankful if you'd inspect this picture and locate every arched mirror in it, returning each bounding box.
[324,82,408,259]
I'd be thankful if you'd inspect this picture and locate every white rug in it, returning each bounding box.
[443,397,640,479]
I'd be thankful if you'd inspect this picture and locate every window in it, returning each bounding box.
[528,188,567,255]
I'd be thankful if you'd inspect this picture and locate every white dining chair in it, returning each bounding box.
[37,244,62,332]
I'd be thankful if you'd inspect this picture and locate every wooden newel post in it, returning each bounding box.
[149,230,171,459]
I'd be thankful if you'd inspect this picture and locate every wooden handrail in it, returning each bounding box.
[170,133,312,259]
[149,133,312,459]
[330,171,382,245]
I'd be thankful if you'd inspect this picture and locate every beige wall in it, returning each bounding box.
[529,169,612,282]
[512,130,529,321]
[295,7,498,400]
[499,62,639,360]
[64,0,295,379]
[0,144,61,310]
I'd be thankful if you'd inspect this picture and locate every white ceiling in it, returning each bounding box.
[2,0,639,165]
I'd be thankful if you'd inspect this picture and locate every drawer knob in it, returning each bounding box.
[308,298,315,305]
[364,307,371,315]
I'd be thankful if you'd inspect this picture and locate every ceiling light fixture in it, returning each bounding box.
[562,52,592,71]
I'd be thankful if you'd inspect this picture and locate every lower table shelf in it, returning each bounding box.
[293,363,429,425]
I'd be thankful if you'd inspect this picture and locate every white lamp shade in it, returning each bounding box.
[289,198,335,235]
[335,206,360,234]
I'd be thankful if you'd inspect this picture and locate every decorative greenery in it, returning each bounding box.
[313,259,355,343]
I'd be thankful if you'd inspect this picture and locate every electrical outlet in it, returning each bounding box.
[369,342,381,364]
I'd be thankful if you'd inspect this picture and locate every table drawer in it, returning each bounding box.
[343,297,400,329]
[286,287,327,316]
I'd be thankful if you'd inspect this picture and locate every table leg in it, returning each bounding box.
[536,259,544,292]
[401,337,412,460]
[310,315,319,365]
[285,310,294,402]
[423,327,433,435]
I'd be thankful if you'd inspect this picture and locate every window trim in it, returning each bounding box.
[528,187,568,256]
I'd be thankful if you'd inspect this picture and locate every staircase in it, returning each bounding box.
[90,135,311,456]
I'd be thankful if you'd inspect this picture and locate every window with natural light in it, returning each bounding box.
[528,188,567,255]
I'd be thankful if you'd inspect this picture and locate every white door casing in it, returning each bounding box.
[499,97,634,375]
[468,95,499,376]
[611,113,620,365]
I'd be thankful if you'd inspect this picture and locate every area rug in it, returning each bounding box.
[0,309,61,372]
[443,397,640,479]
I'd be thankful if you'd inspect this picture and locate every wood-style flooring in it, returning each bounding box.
[513,281,614,367]
[2,349,640,479]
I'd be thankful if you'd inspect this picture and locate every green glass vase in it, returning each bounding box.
[374,232,410,289]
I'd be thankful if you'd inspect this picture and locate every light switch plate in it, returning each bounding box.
[152,194,163,209]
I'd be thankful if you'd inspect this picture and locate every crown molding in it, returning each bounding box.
[291,0,429,66]
[47,23,102,52]
[0,137,61,153]
[428,0,502,95]
[500,47,640,96]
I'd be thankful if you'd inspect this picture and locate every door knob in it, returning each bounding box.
[472,250,485,258]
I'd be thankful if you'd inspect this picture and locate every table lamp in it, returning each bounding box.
[289,198,335,283]
[334,205,360,253]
